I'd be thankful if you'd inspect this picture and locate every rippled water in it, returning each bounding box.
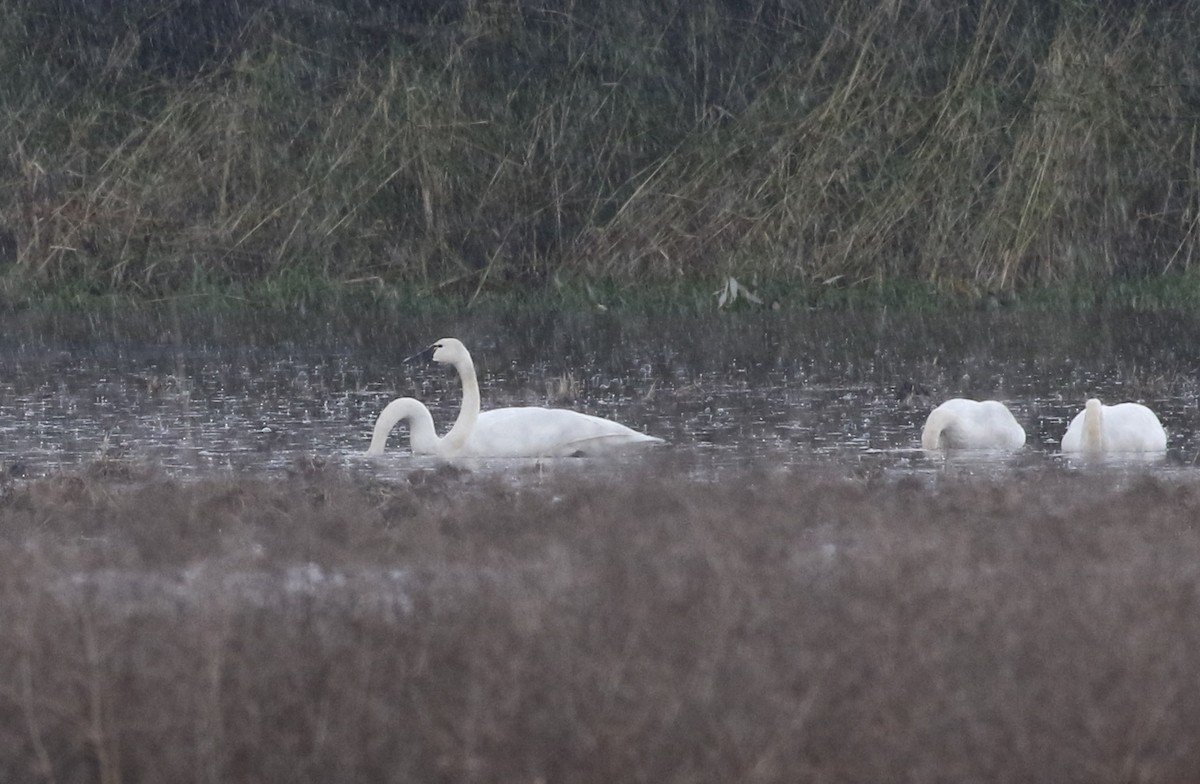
[0,304,1197,478]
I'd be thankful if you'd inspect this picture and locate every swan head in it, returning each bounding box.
[1085,398,1103,415]
[430,337,470,367]
[405,337,472,368]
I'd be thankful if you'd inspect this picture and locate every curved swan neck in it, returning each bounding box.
[1081,399,1105,451]
[367,398,442,455]
[921,409,953,450]
[441,350,480,453]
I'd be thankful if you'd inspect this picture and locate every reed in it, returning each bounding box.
[1,0,1198,301]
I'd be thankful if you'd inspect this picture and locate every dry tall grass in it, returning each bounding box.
[0,1,1198,298]
[0,461,1198,781]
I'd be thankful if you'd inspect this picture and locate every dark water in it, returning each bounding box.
[0,304,1197,478]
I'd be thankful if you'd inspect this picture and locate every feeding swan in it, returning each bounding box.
[366,338,664,458]
[1060,398,1167,453]
[921,398,1026,450]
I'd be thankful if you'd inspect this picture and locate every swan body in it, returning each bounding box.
[367,338,664,458]
[1060,398,1167,453]
[921,398,1026,450]
[367,398,664,457]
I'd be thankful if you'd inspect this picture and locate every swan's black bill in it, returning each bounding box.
[403,344,436,364]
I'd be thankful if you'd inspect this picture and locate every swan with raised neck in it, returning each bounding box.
[366,338,479,457]
[366,337,665,458]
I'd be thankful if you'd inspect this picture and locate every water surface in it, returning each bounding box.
[0,304,1196,479]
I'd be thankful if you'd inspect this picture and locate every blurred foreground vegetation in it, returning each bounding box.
[3,462,1200,781]
[1,0,1199,305]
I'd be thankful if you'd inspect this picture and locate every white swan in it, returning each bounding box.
[921,398,1026,450]
[1060,398,1167,453]
[366,338,664,458]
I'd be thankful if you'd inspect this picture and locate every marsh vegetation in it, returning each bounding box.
[1,0,1199,303]
[3,4,1200,776]
[2,464,1199,782]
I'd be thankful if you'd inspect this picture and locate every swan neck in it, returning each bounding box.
[443,353,480,453]
[368,399,441,455]
[1082,404,1105,450]
[921,409,952,449]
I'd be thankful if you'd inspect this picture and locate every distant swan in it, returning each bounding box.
[921,398,1026,450]
[366,338,664,458]
[1060,398,1167,453]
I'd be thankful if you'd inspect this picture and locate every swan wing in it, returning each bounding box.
[1060,409,1087,451]
[976,400,1026,448]
[1104,403,1167,451]
[554,430,666,457]
[462,407,662,457]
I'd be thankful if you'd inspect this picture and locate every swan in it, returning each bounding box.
[1060,398,1167,453]
[921,398,1026,450]
[366,338,665,458]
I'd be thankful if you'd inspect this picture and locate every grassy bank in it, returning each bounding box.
[1,1,1199,302]
[1,463,1199,781]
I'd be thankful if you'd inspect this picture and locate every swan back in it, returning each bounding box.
[921,398,1025,451]
[1061,398,1167,453]
[461,407,665,458]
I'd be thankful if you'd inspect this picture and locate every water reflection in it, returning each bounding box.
[0,304,1196,478]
